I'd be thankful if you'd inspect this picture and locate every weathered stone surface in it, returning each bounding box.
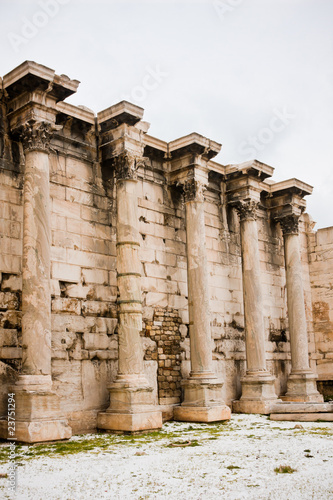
[0,419,72,442]
[227,176,279,411]
[173,405,231,422]
[97,410,162,432]
[0,61,332,440]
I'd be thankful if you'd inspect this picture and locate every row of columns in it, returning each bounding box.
[232,198,322,413]
[2,120,322,441]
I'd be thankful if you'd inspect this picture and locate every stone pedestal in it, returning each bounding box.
[232,200,279,414]
[174,178,230,423]
[174,376,231,422]
[0,121,71,443]
[97,152,162,432]
[278,215,323,403]
[97,376,162,432]
[0,375,71,443]
[233,372,278,414]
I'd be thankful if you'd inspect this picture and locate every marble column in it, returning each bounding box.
[0,120,72,443]
[21,121,52,384]
[233,200,279,414]
[278,214,323,402]
[97,152,162,432]
[174,178,231,422]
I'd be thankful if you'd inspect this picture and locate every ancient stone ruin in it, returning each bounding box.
[0,61,332,443]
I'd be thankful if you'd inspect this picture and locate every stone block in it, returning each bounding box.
[0,255,21,274]
[0,347,22,358]
[82,268,109,285]
[66,187,94,206]
[0,292,19,310]
[52,262,81,283]
[232,400,276,414]
[83,333,110,350]
[52,298,81,315]
[81,300,110,317]
[174,405,231,423]
[97,410,162,432]
[53,198,81,220]
[0,419,72,443]
[0,328,18,347]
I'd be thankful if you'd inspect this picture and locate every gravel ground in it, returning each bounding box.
[0,414,332,500]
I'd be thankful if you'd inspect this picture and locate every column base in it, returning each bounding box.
[0,419,72,443]
[232,372,280,414]
[232,400,276,414]
[282,372,324,402]
[174,405,231,422]
[0,376,72,443]
[173,375,231,423]
[97,410,162,432]
[97,376,162,432]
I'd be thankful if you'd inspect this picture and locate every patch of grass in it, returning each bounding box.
[274,465,296,474]
[167,440,201,448]
[307,429,332,437]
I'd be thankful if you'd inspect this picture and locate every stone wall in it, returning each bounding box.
[0,136,321,425]
[0,97,23,417]
[1,61,332,435]
[308,225,333,392]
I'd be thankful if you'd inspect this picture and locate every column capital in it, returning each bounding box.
[183,177,207,203]
[19,120,58,154]
[233,199,260,222]
[276,213,300,235]
[113,151,147,181]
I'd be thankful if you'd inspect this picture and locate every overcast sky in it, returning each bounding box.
[1,0,332,228]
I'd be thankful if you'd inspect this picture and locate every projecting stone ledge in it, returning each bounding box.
[270,401,333,421]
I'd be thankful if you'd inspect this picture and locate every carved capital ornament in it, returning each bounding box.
[20,120,54,153]
[114,151,147,181]
[234,200,260,222]
[276,214,299,235]
[183,178,206,203]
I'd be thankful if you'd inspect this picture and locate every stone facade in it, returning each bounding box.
[308,226,333,398]
[0,62,332,440]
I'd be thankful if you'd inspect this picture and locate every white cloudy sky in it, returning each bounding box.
[1,0,332,228]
